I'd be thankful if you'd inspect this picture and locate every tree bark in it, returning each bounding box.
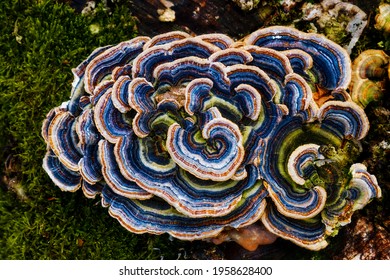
[127,0,275,37]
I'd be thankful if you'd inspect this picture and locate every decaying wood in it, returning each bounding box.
[127,0,276,37]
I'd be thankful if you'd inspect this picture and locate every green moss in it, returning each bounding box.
[0,0,185,260]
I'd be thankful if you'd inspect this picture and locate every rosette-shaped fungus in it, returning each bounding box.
[42,26,381,251]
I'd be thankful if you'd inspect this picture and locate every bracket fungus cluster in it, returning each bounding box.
[350,49,389,108]
[375,3,390,35]
[42,26,381,251]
